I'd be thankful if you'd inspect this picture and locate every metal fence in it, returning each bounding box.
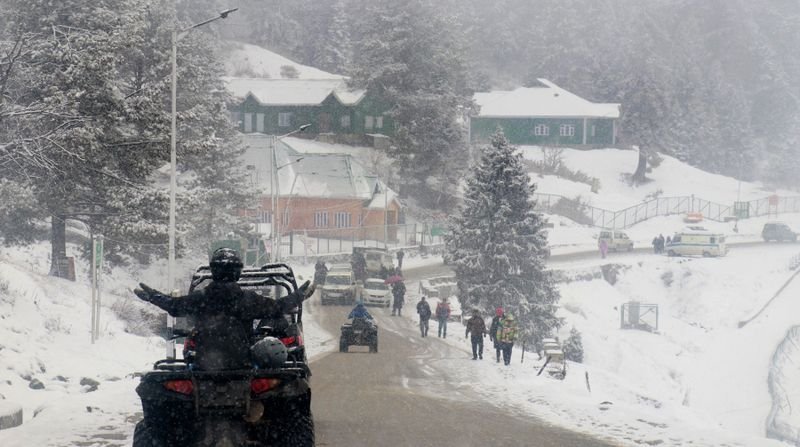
[282,223,445,258]
[533,193,800,229]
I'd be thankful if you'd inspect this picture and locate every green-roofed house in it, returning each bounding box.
[225,77,393,148]
[469,79,621,147]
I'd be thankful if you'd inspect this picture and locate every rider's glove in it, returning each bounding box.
[134,283,164,303]
[278,280,315,312]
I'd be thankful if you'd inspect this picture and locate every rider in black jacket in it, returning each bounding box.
[134,248,314,370]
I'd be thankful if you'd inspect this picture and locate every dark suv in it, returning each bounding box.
[762,222,798,242]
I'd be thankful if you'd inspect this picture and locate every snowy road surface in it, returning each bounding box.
[308,295,615,446]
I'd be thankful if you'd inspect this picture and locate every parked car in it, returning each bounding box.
[666,229,728,257]
[597,230,634,252]
[321,269,358,305]
[361,278,391,307]
[762,222,798,242]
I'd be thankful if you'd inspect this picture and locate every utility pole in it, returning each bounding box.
[166,8,237,359]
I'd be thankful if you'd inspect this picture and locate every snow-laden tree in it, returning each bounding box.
[563,327,584,363]
[446,129,561,347]
[0,0,251,272]
[350,0,473,208]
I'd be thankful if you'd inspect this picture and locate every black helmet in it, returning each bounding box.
[210,247,243,282]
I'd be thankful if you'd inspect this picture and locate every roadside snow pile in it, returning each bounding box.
[554,245,800,445]
[0,242,163,446]
[767,325,800,445]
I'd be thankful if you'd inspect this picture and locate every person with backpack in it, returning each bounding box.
[416,296,431,337]
[464,308,487,360]
[497,313,519,366]
[489,307,504,363]
[391,281,406,316]
[435,298,451,338]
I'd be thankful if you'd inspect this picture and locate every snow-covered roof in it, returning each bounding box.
[240,133,395,204]
[366,181,400,210]
[224,77,366,106]
[474,79,620,119]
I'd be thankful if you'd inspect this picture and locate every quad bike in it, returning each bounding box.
[133,263,314,447]
[339,317,378,353]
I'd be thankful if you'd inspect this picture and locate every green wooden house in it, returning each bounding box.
[469,79,620,147]
[225,78,393,143]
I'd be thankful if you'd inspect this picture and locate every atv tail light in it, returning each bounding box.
[251,378,281,395]
[280,336,297,346]
[163,379,193,395]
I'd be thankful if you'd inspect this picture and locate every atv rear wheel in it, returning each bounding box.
[267,408,315,447]
[339,338,348,352]
[369,338,378,353]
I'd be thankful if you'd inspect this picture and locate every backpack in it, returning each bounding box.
[435,302,449,319]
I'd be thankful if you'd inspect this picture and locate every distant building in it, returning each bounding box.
[226,78,393,148]
[469,79,620,147]
[240,134,401,242]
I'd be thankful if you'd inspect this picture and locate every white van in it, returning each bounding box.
[666,230,728,257]
[598,230,634,252]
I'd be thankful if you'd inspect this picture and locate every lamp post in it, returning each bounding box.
[167,8,237,359]
[268,124,311,261]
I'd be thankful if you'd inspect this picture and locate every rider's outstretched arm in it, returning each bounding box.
[134,283,193,316]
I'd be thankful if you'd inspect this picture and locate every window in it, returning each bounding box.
[340,115,351,128]
[258,209,272,224]
[591,125,597,137]
[244,113,253,132]
[365,115,374,130]
[256,113,265,132]
[278,112,292,127]
[559,124,575,137]
[335,212,351,228]
[314,211,328,227]
[358,214,365,226]
[534,124,549,136]
[375,116,384,129]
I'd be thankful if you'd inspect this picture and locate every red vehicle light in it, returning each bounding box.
[280,336,296,346]
[251,378,281,394]
[163,379,193,395]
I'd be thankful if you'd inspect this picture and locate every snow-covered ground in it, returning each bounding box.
[402,244,799,446]
[224,41,344,80]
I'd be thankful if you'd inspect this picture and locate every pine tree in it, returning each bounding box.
[563,327,584,363]
[350,0,473,208]
[446,129,562,346]
[0,0,252,271]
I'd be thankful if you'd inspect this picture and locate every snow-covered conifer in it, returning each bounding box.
[563,327,584,363]
[446,129,561,346]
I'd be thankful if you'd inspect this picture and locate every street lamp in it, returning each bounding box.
[167,8,237,359]
[269,124,311,261]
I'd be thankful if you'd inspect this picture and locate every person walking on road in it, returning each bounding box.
[657,234,665,254]
[489,307,504,362]
[396,249,405,270]
[391,281,406,316]
[651,236,659,254]
[599,239,608,259]
[435,298,451,338]
[465,309,487,360]
[497,313,519,366]
[416,296,431,337]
